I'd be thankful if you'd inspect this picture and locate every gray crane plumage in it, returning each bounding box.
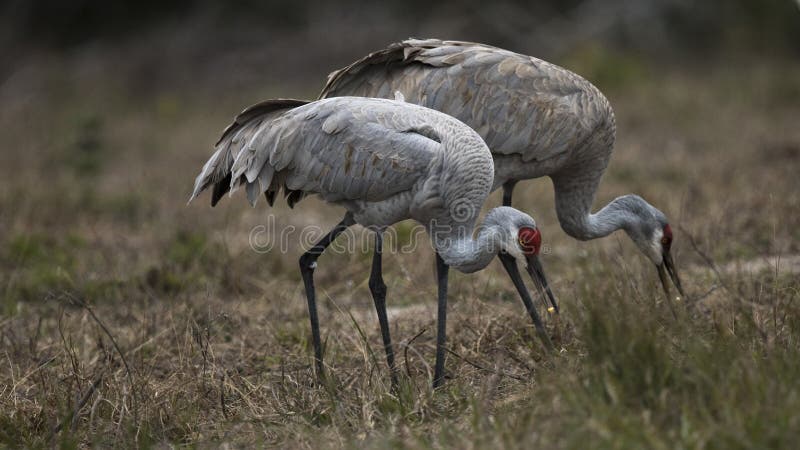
[320,38,684,299]
[322,38,613,176]
[190,96,557,388]
[191,97,492,236]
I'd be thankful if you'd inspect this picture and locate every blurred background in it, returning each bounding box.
[2,0,798,297]
[3,0,800,93]
[1,1,799,446]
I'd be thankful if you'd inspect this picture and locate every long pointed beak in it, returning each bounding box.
[664,250,685,298]
[497,253,554,350]
[525,254,559,314]
[656,250,685,300]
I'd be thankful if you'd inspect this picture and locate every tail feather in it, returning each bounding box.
[189,146,233,203]
[211,173,232,207]
[246,180,260,206]
[188,99,308,207]
[265,190,277,206]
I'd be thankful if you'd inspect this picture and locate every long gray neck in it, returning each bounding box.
[433,222,504,274]
[585,198,640,239]
[554,179,640,241]
[550,126,627,240]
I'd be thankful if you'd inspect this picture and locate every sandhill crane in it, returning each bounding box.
[320,38,685,301]
[190,96,557,388]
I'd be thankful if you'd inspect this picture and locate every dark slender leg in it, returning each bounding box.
[299,213,355,381]
[497,252,554,350]
[433,253,449,388]
[502,180,518,207]
[369,232,398,388]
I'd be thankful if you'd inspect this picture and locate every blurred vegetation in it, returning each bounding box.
[3,0,799,57]
[63,114,105,178]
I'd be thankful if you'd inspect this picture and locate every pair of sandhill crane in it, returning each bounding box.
[191,38,685,389]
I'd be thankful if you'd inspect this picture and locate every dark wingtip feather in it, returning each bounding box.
[286,190,304,209]
[265,190,276,207]
[211,173,232,207]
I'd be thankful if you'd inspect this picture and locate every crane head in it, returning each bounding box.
[655,223,685,301]
[515,225,559,314]
[481,207,559,314]
[635,217,685,301]
[611,195,686,302]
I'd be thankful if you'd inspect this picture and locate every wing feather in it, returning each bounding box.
[320,39,615,163]
[190,97,439,208]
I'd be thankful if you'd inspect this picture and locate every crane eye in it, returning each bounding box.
[661,237,669,245]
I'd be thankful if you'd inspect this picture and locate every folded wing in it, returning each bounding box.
[190,97,440,208]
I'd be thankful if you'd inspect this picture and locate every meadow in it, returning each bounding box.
[1,42,799,448]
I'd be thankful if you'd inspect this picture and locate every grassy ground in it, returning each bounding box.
[1,46,799,448]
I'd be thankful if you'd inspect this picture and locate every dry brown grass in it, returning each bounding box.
[1,46,799,448]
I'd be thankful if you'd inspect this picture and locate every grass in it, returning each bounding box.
[1,42,799,448]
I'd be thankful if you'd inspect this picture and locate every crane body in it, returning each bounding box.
[320,39,684,299]
[191,96,557,388]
